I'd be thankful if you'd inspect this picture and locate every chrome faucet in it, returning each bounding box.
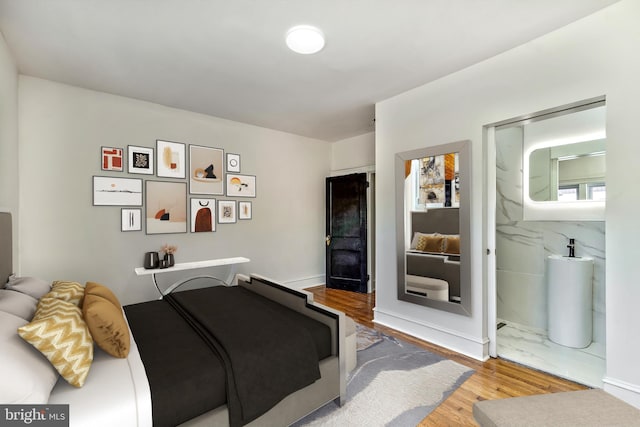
[567,238,576,258]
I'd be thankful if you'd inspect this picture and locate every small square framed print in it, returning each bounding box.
[218,200,236,224]
[121,208,142,232]
[101,147,124,171]
[238,201,252,220]
[226,153,240,173]
[128,145,154,175]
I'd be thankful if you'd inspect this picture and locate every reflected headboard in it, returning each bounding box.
[0,212,12,284]
[411,208,459,235]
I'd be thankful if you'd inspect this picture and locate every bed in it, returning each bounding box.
[0,212,347,426]
[406,208,461,301]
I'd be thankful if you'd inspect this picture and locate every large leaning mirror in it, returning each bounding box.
[395,140,471,316]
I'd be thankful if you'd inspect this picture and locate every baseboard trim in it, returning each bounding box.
[373,307,488,361]
[603,376,640,408]
[283,275,325,290]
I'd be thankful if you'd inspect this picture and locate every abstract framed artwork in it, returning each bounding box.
[190,198,216,232]
[226,153,240,173]
[121,208,142,232]
[128,145,154,175]
[157,140,186,179]
[226,174,256,198]
[217,200,236,224]
[101,146,124,171]
[238,201,252,220]
[145,180,187,234]
[189,145,224,195]
[93,176,142,206]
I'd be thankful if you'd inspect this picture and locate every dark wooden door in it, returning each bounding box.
[326,173,368,293]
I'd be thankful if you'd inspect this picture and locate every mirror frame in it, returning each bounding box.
[395,140,472,316]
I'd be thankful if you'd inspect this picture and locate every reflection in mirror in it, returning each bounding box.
[529,139,605,202]
[396,140,471,316]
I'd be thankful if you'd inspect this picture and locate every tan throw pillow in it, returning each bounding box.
[416,233,444,253]
[443,235,461,255]
[18,297,93,387]
[47,281,85,307]
[83,284,130,358]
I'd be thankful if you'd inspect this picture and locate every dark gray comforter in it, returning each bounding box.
[125,285,329,427]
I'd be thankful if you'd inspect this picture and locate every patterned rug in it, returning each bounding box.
[294,324,474,426]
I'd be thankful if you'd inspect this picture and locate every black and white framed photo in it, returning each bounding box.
[238,201,252,220]
[189,145,224,195]
[157,140,186,179]
[121,208,142,232]
[128,145,154,175]
[190,198,216,232]
[217,200,236,224]
[226,174,256,198]
[226,153,240,173]
[145,180,187,234]
[101,146,124,171]
[93,176,143,206]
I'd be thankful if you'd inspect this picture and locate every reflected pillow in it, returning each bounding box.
[415,233,444,253]
[5,275,51,300]
[443,235,461,255]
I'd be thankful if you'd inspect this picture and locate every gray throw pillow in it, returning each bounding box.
[5,275,51,299]
[0,289,38,320]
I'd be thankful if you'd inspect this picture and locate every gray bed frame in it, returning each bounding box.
[0,212,346,426]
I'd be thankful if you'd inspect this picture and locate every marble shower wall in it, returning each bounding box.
[495,127,606,345]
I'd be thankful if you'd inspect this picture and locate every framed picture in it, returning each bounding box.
[157,140,186,179]
[93,176,142,206]
[217,200,236,224]
[226,174,256,198]
[226,153,240,173]
[189,145,224,195]
[238,201,252,220]
[190,198,216,232]
[101,146,124,171]
[121,208,142,232]
[145,181,187,234]
[128,145,154,175]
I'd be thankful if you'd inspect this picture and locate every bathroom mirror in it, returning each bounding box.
[529,139,605,202]
[395,140,471,316]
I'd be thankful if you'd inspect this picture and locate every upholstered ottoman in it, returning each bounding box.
[473,389,640,427]
[345,316,357,373]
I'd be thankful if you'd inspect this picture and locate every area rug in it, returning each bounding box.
[293,324,474,427]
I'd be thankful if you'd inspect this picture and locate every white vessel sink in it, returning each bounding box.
[546,254,594,348]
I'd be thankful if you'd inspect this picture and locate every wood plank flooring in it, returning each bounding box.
[305,285,587,426]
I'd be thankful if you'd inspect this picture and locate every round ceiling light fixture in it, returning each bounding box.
[286,25,325,54]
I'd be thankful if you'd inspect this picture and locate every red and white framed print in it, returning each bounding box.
[101,147,124,171]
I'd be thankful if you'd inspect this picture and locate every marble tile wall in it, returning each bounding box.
[495,127,606,344]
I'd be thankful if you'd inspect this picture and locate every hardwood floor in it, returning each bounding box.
[305,285,587,426]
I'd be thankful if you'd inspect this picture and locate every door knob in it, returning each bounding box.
[325,235,331,246]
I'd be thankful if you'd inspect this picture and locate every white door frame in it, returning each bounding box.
[484,126,498,357]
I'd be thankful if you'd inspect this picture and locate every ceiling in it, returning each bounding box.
[0,0,619,142]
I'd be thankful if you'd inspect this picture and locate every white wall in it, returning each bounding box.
[375,0,640,405]
[18,77,331,304]
[0,31,18,268]
[331,132,375,171]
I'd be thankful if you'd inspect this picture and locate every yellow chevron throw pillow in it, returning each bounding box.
[47,281,85,307]
[18,297,93,387]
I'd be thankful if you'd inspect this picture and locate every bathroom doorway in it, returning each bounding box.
[485,98,607,387]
